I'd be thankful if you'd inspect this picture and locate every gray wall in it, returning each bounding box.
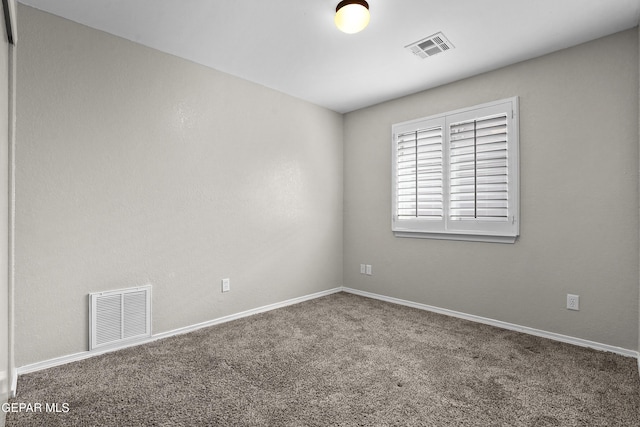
[15,5,343,366]
[344,29,640,351]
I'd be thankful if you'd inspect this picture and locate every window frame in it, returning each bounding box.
[391,97,519,244]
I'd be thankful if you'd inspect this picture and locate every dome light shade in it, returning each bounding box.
[335,0,370,34]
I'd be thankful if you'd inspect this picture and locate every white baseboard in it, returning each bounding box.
[16,287,343,377]
[10,368,16,398]
[342,287,639,359]
[15,286,640,384]
[151,287,342,341]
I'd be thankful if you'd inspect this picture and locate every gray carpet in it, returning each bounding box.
[7,292,640,426]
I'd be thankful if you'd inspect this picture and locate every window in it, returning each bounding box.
[392,97,519,243]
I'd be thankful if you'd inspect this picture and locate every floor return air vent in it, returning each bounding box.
[89,285,151,351]
[406,32,454,59]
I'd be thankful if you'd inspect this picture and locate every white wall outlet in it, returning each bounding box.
[567,294,579,311]
[360,264,366,274]
[221,278,230,293]
[365,264,372,276]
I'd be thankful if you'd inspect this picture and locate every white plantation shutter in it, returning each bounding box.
[392,97,519,243]
[449,114,509,221]
[396,126,443,219]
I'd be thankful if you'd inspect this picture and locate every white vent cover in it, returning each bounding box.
[406,32,454,59]
[89,285,151,350]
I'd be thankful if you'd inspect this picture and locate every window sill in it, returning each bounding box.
[393,231,518,244]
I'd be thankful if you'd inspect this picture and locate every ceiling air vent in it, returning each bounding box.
[406,32,454,59]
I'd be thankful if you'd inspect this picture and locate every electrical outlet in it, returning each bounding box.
[365,265,372,276]
[360,264,366,274]
[567,294,579,311]
[222,278,230,293]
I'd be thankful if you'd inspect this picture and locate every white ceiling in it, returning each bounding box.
[18,0,640,113]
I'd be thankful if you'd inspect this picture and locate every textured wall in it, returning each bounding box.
[344,29,640,351]
[15,5,343,366]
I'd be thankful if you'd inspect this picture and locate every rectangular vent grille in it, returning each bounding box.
[406,32,455,59]
[90,285,151,350]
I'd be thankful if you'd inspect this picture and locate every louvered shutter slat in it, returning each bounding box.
[449,114,509,220]
[396,126,443,219]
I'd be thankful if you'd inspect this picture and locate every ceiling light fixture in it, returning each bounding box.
[335,0,370,34]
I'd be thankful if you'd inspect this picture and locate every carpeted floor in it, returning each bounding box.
[7,292,640,426]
